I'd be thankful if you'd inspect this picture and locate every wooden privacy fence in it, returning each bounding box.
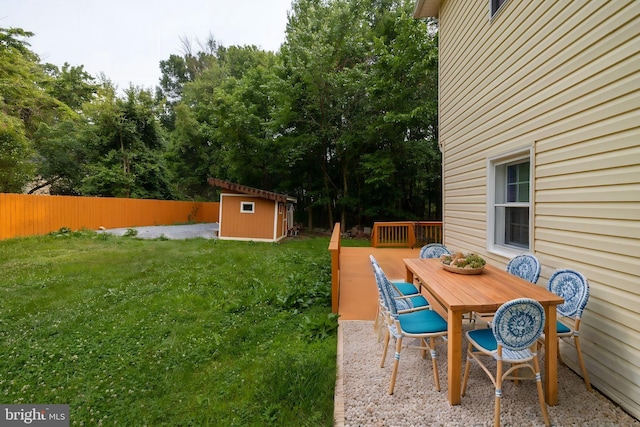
[0,193,220,240]
[371,221,443,248]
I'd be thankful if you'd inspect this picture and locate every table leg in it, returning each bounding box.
[404,266,413,284]
[544,305,559,405]
[447,310,463,405]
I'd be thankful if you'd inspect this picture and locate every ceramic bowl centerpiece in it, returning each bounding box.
[440,252,486,275]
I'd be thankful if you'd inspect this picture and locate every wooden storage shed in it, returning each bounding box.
[208,178,297,242]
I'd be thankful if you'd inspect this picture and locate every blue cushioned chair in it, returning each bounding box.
[370,255,421,296]
[369,256,429,340]
[506,254,541,284]
[417,243,452,294]
[372,259,447,395]
[419,243,452,259]
[475,254,542,325]
[462,298,550,427]
[542,269,592,391]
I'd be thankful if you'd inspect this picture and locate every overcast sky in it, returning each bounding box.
[1,0,292,91]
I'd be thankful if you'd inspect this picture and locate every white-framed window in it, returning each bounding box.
[488,147,532,254]
[240,201,255,213]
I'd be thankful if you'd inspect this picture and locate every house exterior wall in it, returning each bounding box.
[437,0,639,417]
[218,194,278,241]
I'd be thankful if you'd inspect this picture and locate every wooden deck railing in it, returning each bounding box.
[328,223,341,314]
[371,221,443,248]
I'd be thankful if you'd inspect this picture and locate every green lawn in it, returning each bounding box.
[0,230,339,426]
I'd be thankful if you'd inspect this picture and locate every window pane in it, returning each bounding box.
[506,183,515,202]
[519,162,530,181]
[507,164,517,183]
[518,183,529,202]
[494,206,506,245]
[506,162,529,203]
[495,164,506,204]
[505,207,529,248]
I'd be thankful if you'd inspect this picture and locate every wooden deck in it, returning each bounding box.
[337,247,420,320]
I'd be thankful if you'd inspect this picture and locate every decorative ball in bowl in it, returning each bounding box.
[440,252,486,275]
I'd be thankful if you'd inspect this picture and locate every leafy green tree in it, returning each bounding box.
[42,62,98,111]
[26,64,98,194]
[359,0,440,220]
[166,45,281,199]
[82,84,173,199]
[278,0,355,228]
[0,112,35,192]
[0,27,72,137]
[158,0,440,229]
[277,0,439,229]
[30,118,89,195]
[0,27,78,192]
[156,35,219,130]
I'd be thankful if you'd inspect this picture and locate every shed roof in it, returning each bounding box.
[207,178,297,204]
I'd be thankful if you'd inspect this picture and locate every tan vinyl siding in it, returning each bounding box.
[438,0,640,417]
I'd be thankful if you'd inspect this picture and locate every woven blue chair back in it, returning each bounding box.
[370,255,390,308]
[369,255,415,312]
[370,260,400,318]
[547,269,590,318]
[492,298,545,351]
[419,243,452,259]
[506,254,541,284]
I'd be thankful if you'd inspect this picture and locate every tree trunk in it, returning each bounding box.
[322,151,333,229]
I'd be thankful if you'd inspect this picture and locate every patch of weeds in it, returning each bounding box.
[48,226,72,236]
[96,232,110,241]
[301,313,339,341]
[276,273,332,311]
[123,228,138,237]
[48,227,98,238]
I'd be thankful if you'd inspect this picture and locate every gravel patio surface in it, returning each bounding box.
[98,223,219,240]
[337,320,639,427]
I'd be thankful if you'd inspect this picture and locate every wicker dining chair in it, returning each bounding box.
[506,253,541,284]
[419,243,452,259]
[369,256,429,340]
[475,254,542,325]
[416,243,452,294]
[370,254,421,297]
[372,259,447,395]
[541,268,592,391]
[462,298,551,427]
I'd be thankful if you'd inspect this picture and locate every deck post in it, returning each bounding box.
[408,223,416,249]
[328,223,342,313]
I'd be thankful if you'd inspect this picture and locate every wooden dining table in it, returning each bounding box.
[403,258,565,406]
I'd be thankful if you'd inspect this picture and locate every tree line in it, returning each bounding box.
[0,0,440,230]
